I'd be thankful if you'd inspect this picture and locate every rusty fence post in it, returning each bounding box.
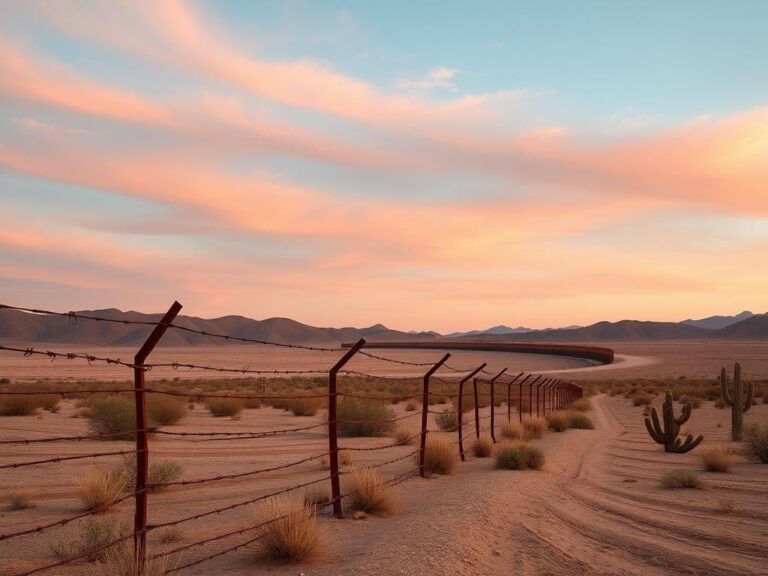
[457,364,486,462]
[506,373,523,423]
[328,338,366,519]
[134,300,182,568]
[488,368,507,443]
[420,353,450,477]
[529,375,541,419]
[472,377,480,440]
[518,374,531,423]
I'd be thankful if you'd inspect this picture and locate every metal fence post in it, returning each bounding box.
[420,353,450,477]
[472,377,481,440]
[506,373,523,423]
[518,374,531,423]
[529,375,541,418]
[134,301,182,568]
[457,364,486,461]
[328,338,366,519]
[488,368,507,443]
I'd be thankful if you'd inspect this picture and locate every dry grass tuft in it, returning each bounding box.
[92,541,171,575]
[7,492,34,510]
[253,498,324,563]
[392,428,415,445]
[404,402,418,412]
[319,450,354,469]
[660,469,703,489]
[302,486,330,509]
[0,394,60,416]
[744,424,768,463]
[52,516,124,562]
[156,526,184,544]
[423,436,458,475]
[495,441,545,470]
[345,468,392,515]
[78,466,128,512]
[205,398,244,418]
[566,411,594,429]
[147,395,186,426]
[521,416,547,439]
[545,411,571,432]
[435,410,458,432]
[568,398,592,412]
[700,445,732,472]
[632,392,652,406]
[282,397,321,417]
[472,435,493,457]
[499,421,525,440]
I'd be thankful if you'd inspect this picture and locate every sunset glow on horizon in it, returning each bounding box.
[1,1,767,332]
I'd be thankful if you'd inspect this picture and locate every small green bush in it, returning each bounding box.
[472,436,493,457]
[435,410,458,432]
[51,517,125,562]
[567,411,594,429]
[205,398,244,418]
[337,397,395,437]
[88,396,135,440]
[117,454,183,491]
[147,395,186,426]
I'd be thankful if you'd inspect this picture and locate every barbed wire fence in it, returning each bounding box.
[0,301,582,575]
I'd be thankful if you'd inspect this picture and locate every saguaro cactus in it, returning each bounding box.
[644,390,703,453]
[720,363,754,441]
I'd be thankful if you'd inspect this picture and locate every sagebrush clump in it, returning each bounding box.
[435,410,458,432]
[205,398,244,418]
[253,498,324,563]
[88,396,135,440]
[660,469,702,489]
[472,435,493,457]
[345,468,392,515]
[422,436,457,475]
[337,397,395,437]
[744,423,768,463]
[495,441,545,470]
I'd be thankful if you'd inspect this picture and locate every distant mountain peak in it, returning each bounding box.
[682,311,754,330]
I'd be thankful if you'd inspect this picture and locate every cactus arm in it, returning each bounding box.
[676,401,692,426]
[743,381,754,413]
[651,406,670,441]
[721,367,734,406]
[645,415,665,444]
[675,434,704,453]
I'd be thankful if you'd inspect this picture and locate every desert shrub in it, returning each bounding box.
[0,377,9,384]
[499,421,525,440]
[405,402,417,412]
[7,492,34,510]
[243,397,262,409]
[472,436,493,457]
[714,397,726,409]
[568,398,591,412]
[285,397,320,417]
[700,445,731,472]
[744,424,768,463]
[521,416,547,439]
[567,411,594,429]
[147,395,186,426]
[495,441,545,470]
[37,394,61,412]
[205,398,244,418]
[660,469,702,489]
[435,410,459,432]
[0,395,40,416]
[545,411,571,432]
[319,450,353,469]
[632,392,652,406]
[51,516,124,562]
[93,540,170,575]
[393,428,415,445]
[156,526,184,544]
[303,486,330,509]
[253,498,323,563]
[78,466,128,511]
[337,397,395,437]
[345,468,392,515]
[88,396,135,440]
[117,455,182,491]
[423,436,458,475]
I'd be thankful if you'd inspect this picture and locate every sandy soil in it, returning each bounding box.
[1,396,766,575]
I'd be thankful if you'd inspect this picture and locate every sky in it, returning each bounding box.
[0,0,767,332]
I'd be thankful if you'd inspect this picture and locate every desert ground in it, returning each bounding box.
[1,385,766,575]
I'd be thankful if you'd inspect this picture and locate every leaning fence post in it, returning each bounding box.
[420,353,450,477]
[506,372,523,423]
[529,375,541,418]
[488,368,507,443]
[518,374,531,423]
[328,338,366,519]
[133,301,182,568]
[472,377,481,439]
[457,364,486,462]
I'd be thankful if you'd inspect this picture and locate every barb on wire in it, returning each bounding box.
[153,421,328,439]
[341,434,420,451]
[0,344,141,370]
[0,448,142,469]
[147,361,330,375]
[146,388,328,400]
[0,491,140,542]
[356,350,436,367]
[148,476,330,531]
[150,452,331,488]
[0,429,154,445]
[336,390,421,401]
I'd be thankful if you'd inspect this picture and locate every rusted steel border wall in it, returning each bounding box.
[342,340,615,365]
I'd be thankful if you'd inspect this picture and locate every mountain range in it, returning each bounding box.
[0,308,766,346]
